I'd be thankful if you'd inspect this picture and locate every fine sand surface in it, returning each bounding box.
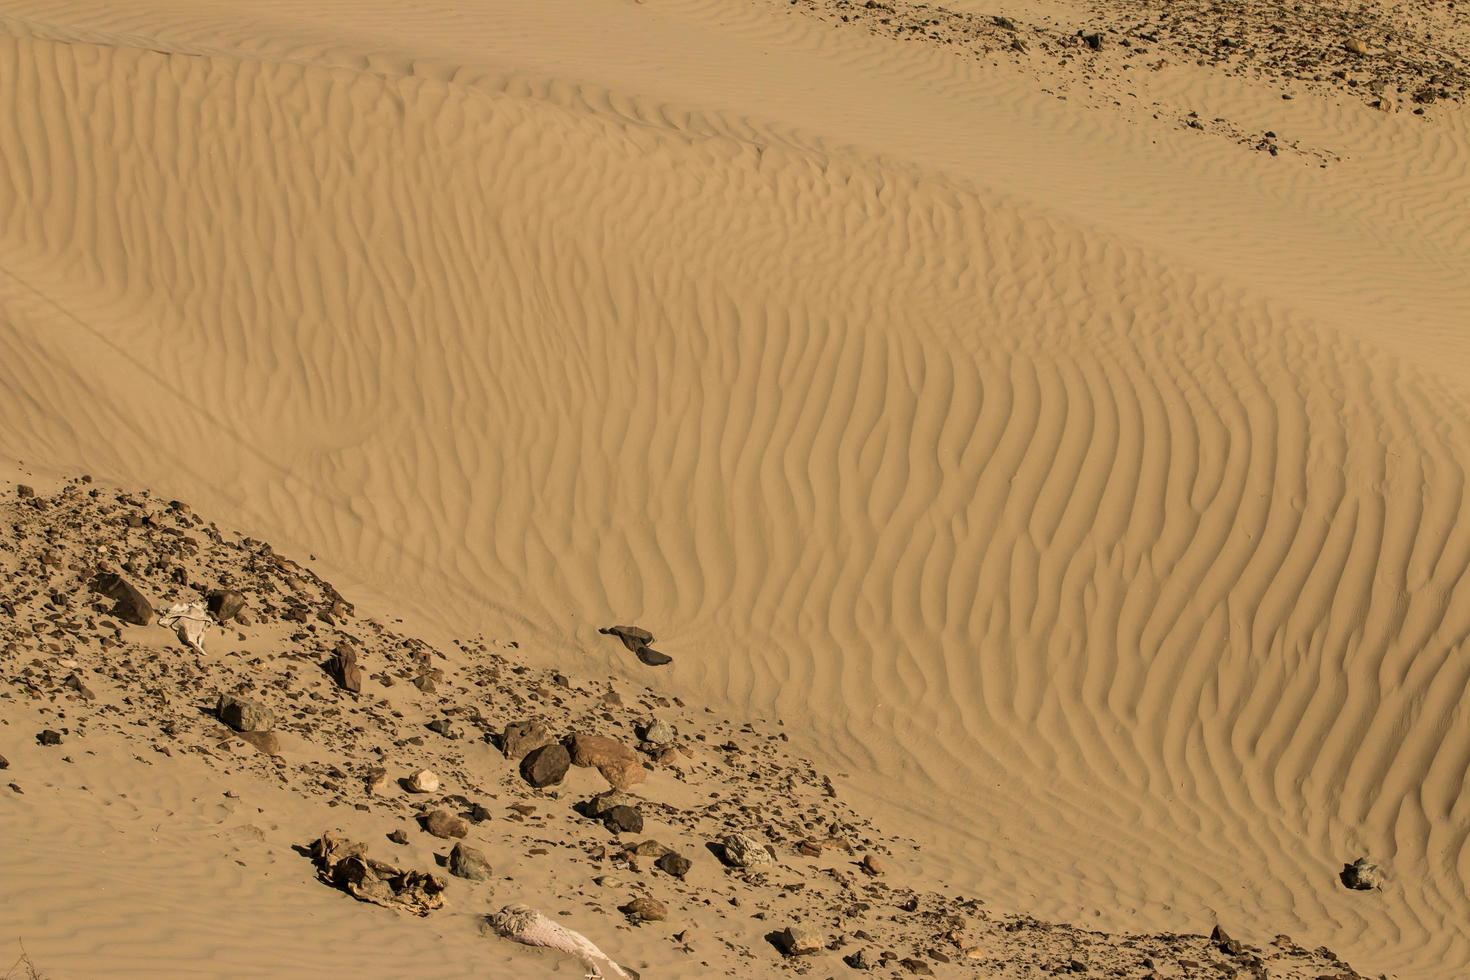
[1,0,1468,977]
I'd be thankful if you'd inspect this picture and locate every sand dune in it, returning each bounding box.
[2,0,1469,976]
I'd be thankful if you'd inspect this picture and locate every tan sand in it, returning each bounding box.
[0,0,1468,976]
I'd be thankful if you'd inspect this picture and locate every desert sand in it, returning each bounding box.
[0,0,1467,977]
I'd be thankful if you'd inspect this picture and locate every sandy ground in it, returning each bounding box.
[0,0,1468,977]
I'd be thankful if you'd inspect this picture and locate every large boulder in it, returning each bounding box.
[620,896,667,923]
[520,743,570,788]
[603,805,643,835]
[406,768,440,793]
[420,809,469,839]
[719,831,773,869]
[656,851,692,879]
[583,790,638,820]
[567,733,646,790]
[206,589,246,623]
[217,694,273,733]
[776,925,824,956]
[448,842,492,881]
[94,572,153,626]
[326,641,363,694]
[500,720,554,761]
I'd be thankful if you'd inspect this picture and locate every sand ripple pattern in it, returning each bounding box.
[1,22,1469,977]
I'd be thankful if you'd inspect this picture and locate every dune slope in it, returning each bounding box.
[1,1,1469,976]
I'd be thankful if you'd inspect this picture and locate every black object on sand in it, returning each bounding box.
[599,625,673,666]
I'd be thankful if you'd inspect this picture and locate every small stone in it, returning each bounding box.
[719,831,773,868]
[37,730,62,746]
[844,949,872,970]
[620,896,667,922]
[1344,37,1368,55]
[217,694,274,733]
[387,829,410,845]
[406,768,440,793]
[656,851,692,879]
[900,958,935,976]
[775,925,824,956]
[520,743,570,788]
[860,854,885,876]
[0,755,8,770]
[448,842,493,880]
[420,808,469,839]
[1340,857,1381,890]
[426,718,457,738]
[603,805,644,835]
[16,485,34,498]
[206,589,246,623]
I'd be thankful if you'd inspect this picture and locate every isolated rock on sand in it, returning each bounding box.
[406,768,440,793]
[1340,857,1382,890]
[206,588,246,623]
[308,831,446,916]
[599,625,673,666]
[327,641,363,693]
[501,719,554,761]
[36,730,62,746]
[860,854,885,876]
[426,718,458,739]
[0,754,8,770]
[93,571,153,626]
[448,842,492,880]
[63,673,96,700]
[620,895,667,922]
[216,694,273,732]
[363,766,388,795]
[776,924,824,956]
[15,484,34,498]
[420,809,469,839]
[720,831,774,868]
[655,851,692,879]
[567,733,646,789]
[521,743,570,788]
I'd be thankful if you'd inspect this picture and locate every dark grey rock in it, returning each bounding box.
[520,743,570,788]
[94,571,153,626]
[604,804,644,835]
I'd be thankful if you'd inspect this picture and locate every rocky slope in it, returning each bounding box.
[1,474,1374,978]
